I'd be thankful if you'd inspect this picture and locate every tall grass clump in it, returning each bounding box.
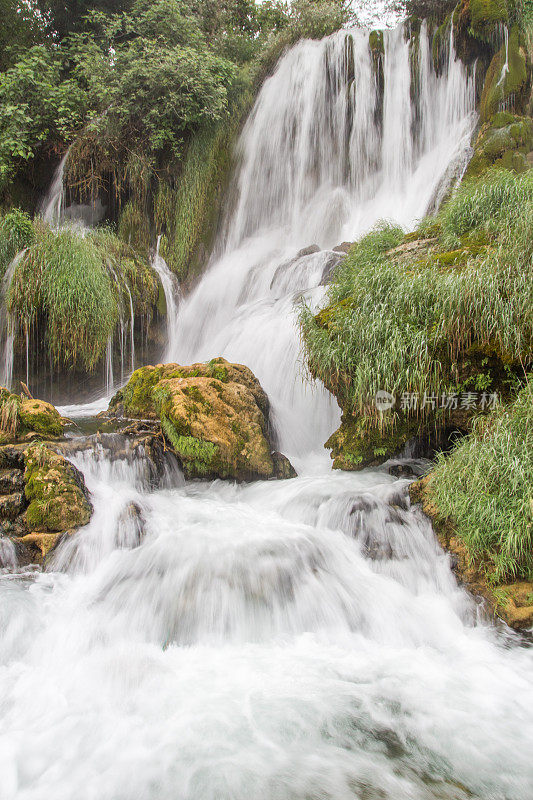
[301,170,533,422]
[440,169,533,244]
[8,228,118,369]
[154,110,249,282]
[430,381,533,581]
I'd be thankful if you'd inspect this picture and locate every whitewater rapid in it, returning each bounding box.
[1,23,532,800]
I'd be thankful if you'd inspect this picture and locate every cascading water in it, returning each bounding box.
[172,25,476,460]
[151,235,181,362]
[1,25,533,800]
[38,151,68,228]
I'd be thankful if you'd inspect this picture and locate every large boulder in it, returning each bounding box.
[109,358,296,481]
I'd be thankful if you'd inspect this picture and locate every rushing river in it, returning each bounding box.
[1,25,532,800]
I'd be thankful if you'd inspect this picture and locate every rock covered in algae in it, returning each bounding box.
[109,358,296,481]
[0,387,67,442]
[24,444,92,530]
[18,444,93,558]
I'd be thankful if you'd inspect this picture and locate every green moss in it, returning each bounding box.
[207,358,229,382]
[480,26,528,122]
[18,401,63,438]
[369,30,384,54]
[469,0,509,39]
[326,413,422,471]
[119,366,166,417]
[24,445,92,532]
[160,416,219,478]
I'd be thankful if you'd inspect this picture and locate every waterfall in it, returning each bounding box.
[1,26,532,800]
[38,152,68,228]
[497,25,510,88]
[172,25,476,461]
[0,251,24,389]
[151,235,181,362]
[105,336,114,395]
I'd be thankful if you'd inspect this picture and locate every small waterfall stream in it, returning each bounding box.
[1,25,532,800]
[151,235,181,362]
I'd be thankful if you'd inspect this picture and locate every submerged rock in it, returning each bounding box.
[109,358,296,481]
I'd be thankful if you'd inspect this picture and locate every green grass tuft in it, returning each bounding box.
[430,380,533,581]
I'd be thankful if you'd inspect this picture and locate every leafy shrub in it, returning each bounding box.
[0,209,34,276]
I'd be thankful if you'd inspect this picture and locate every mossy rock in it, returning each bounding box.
[479,26,528,122]
[325,413,423,471]
[465,114,533,178]
[369,30,384,55]
[469,0,508,37]
[24,445,92,533]
[455,0,509,43]
[110,358,292,482]
[0,389,66,443]
[18,398,65,438]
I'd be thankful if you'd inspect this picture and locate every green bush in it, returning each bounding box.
[8,227,117,369]
[430,381,533,580]
[6,224,159,371]
[0,208,34,276]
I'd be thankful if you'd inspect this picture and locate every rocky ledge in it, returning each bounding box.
[108,358,296,481]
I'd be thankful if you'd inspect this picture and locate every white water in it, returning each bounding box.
[38,152,68,228]
[0,251,25,389]
[1,25,532,800]
[38,150,106,229]
[497,25,510,88]
[151,235,181,362]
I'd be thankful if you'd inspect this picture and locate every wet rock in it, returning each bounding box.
[332,242,353,253]
[108,359,295,482]
[0,445,26,469]
[388,463,417,478]
[115,503,145,549]
[24,445,92,533]
[0,492,26,520]
[0,468,25,494]
[271,452,297,480]
[320,251,346,285]
[297,244,320,257]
